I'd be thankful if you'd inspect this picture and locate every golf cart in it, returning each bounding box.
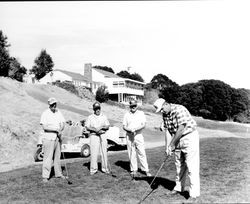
[34,120,126,162]
[34,120,90,162]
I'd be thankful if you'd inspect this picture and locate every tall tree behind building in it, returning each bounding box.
[93,65,115,74]
[116,70,144,82]
[30,49,54,80]
[0,30,11,77]
[8,57,27,82]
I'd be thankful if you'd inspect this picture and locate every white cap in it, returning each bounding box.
[48,97,57,105]
[153,98,166,113]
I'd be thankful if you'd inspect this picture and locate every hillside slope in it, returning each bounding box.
[0,77,164,172]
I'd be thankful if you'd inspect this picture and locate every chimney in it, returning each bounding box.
[84,63,93,91]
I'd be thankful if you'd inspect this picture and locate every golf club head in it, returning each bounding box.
[67,180,73,185]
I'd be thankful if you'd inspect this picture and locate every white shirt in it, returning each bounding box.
[86,113,110,136]
[123,110,146,135]
[40,108,65,140]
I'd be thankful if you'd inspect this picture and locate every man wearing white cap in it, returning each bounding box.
[85,101,110,175]
[123,99,151,177]
[40,97,66,182]
[153,98,200,199]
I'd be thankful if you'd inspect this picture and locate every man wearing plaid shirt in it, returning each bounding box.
[154,98,200,199]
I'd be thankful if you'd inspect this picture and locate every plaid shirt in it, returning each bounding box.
[163,104,197,137]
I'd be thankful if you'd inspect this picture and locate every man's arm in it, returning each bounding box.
[165,130,172,155]
[97,124,110,135]
[122,113,132,133]
[58,121,65,133]
[100,125,110,131]
[98,116,110,134]
[132,122,145,133]
[41,124,60,133]
[168,124,185,151]
[86,126,100,134]
[132,111,146,132]
[123,125,132,133]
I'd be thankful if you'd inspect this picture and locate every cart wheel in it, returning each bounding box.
[80,144,90,157]
[34,146,44,162]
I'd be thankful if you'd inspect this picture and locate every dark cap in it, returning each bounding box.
[93,102,101,109]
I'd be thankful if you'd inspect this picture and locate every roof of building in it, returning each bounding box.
[93,68,145,85]
[54,69,89,82]
[93,68,121,78]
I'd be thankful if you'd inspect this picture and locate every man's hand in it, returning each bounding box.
[165,145,175,157]
[165,148,172,157]
[160,122,165,132]
[97,129,106,135]
[57,131,62,143]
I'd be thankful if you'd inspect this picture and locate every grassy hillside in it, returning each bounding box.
[0,77,165,172]
[0,77,249,173]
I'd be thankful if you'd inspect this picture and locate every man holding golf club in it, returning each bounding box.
[86,101,110,175]
[153,98,200,199]
[40,97,66,183]
[123,99,151,178]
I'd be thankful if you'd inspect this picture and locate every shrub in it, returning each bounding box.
[95,85,109,103]
[143,89,159,104]
[52,81,78,95]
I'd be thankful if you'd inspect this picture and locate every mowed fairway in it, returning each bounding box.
[0,136,249,203]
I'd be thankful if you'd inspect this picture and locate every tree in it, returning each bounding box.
[116,70,144,82]
[160,85,182,104]
[198,80,233,121]
[150,74,178,90]
[93,65,115,74]
[230,88,249,119]
[178,83,203,116]
[0,30,11,77]
[116,70,131,79]
[95,85,109,103]
[130,72,144,82]
[8,57,27,82]
[30,49,54,80]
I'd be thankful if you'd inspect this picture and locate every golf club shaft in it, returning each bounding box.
[100,136,116,177]
[61,150,72,184]
[138,156,169,204]
[129,140,135,180]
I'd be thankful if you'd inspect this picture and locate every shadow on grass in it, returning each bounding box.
[135,176,190,200]
[135,176,175,191]
[108,145,127,152]
[114,160,190,200]
[115,160,131,172]
[61,152,83,159]
[82,161,107,172]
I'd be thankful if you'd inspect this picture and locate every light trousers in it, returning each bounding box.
[42,138,63,179]
[90,134,109,174]
[173,130,200,197]
[127,133,149,172]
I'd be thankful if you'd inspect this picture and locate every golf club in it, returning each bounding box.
[61,151,73,185]
[100,136,117,178]
[138,155,169,204]
[128,140,136,181]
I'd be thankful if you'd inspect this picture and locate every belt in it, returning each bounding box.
[44,130,58,134]
[181,127,196,137]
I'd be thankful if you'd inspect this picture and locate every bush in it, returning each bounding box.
[143,89,159,104]
[52,81,78,95]
[95,85,109,103]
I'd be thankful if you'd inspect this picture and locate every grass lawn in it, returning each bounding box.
[0,137,250,204]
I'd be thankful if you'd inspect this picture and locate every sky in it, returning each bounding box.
[0,1,250,89]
